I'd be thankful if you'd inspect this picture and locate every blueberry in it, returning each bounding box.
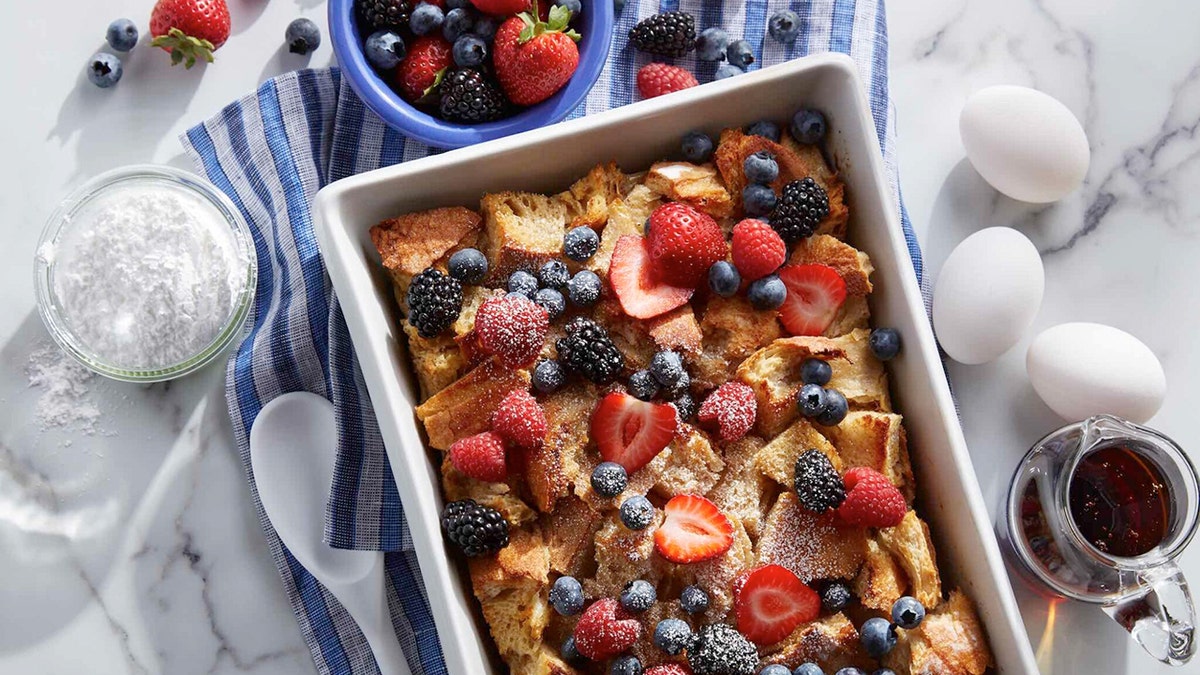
[715,63,744,80]
[795,665,826,675]
[872,670,897,675]
[891,596,925,629]
[549,576,585,615]
[672,393,696,421]
[534,288,566,319]
[800,358,832,386]
[409,3,445,36]
[473,16,499,42]
[446,0,471,7]
[815,388,848,426]
[561,635,584,664]
[869,327,901,361]
[452,34,487,67]
[682,130,715,163]
[564,226,600,261]
[508,270,538,298]
[797,383,827,418]
[695,27,730,61]
[105,19,138,52]
[708,261,741,297]
[591,461,628,497]
[790,109,828,145]
[614,0,627,13]
[747,274,786,310]
[768,10,801,43]
[628,370,659,401]
[743,184,778,217]
[759,666,791,675]
[448,247,487,284]
[860,617,897,658]
[654,618,692,655]
[567,270,602,306]
[819,580,852,613]
[834,670,866,675]
[554,0,582,18]
[443,8,475,42]
[664,369,690,398]
[680,584,709,614]
[649,351,685,388]
[744,151,779,185]
[726,39,755,68]
[286,18,322,55]
[86,53,123,88]
[610,655,643,675]
[620,579,656,613]
[532,359,565,394]
[619,495,654,530]
[538,260,569,289]
[746,120,781,142]
[364,31,406,70]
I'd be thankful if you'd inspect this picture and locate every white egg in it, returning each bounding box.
[933,227,1044,364]
[1026,323,1166,424]
[960,85,1090,203]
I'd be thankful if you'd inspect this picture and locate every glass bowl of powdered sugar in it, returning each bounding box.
[34,165,257,382]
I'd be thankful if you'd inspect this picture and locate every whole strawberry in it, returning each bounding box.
[150,0,231,68]
[396,35,454,102]
[494,3,580,106]
[645,202,726,288]
[470,0,531,14]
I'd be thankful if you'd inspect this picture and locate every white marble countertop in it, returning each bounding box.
[1,1,1197,673]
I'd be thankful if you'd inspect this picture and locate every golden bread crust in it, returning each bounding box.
[415,359,530,450]
[370,206,482,299]
[479,191,569,282]
[884,590,993,675]
[757,492,866,583]
[644,161,734,218]
[877,511,943,609]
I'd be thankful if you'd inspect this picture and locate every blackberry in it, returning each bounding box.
[794,448,845,513]
[770,177,829,244]
[438,69,507,123]
[556,317,624,384]
[629,11,696,57]
[672,393,696,421]
[407,268,463,338]
[687,623,759,675]
[357,0,412,30]
[819,580,853,613]
[441,499,509,557]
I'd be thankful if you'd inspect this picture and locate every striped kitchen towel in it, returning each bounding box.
[181,1,917,673]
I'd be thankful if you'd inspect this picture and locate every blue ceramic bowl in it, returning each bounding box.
[330,0,614,149]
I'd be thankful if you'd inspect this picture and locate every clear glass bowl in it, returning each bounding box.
[34,165,257,383]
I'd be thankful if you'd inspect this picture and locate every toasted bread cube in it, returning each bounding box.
[403,324,468,400]
[648,425,725,500]
[788,235,874,297]
[512,646,584,675]
[586,512,662,599]
[479,191,569,282]
[825,295,871,337]
[757,492,865,583]
[673,516,755,621]
[469,526,553,661]
[694,296,783,391]
[877,511,942,609]
[370,206,483,299]
[539,382,598,511]
[588,185,660,279]
[824,411,915,502]
[591,297,657,371]
[415,359,530,450]
[441,456,539,527]
[645,161,734,218]
[755,417,842,489]
[855,536,909,611]
[708,436,773,539]
[883,590,992,675]
[542,496,602,576]
[761,613,872,672]
[649,305,703,356]
[557,162,628,229]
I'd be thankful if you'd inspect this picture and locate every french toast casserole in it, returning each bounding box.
[369,112,994,675]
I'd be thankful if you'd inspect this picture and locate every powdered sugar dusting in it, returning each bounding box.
[26,345,101,433]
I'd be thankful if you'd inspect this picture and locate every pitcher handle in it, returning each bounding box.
[1103,562,1197,666]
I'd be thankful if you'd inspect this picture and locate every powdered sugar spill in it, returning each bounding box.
[27,345,101,433]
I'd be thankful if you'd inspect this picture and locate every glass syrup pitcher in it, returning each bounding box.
[998,415,1199,666]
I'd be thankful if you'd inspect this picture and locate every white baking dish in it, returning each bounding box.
[313,54,1039,674]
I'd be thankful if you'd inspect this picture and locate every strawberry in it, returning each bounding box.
[637,63,699,99]
[654,494,734,564]
[646,666,693,675]
[777,264,847,336]
[149,0,231,68]
[645,203,726,288]
[470,0,531,14]
[591,392,677,474]
[492,389,547,449]
[493,4,581,106]
[474,294,549,368]
[835,467,907,528]
[610,235,694,319]
[734,564,820,645]
[697,381,757,441]
[573,598,642,660]
[731,219,786,281]
[395,35,454,102]
[448,431,508,482]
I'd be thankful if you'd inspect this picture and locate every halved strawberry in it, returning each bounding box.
[610,235,694,319]
[591,392,677,474]
[778,264,847,336]
[654,494,734,564]
[734,564,820,645]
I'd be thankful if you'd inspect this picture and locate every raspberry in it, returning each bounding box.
[697,381,757,441]
[474,294,549,369]
[835,466,907,528]
[448,431,508,482]
[637,63,699,99]
[645,202,727,288]
[573,598,642,660]
[730,218,786,281]
[491,389,547,449]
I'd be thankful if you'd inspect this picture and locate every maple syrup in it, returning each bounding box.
[1068,444,1170,558]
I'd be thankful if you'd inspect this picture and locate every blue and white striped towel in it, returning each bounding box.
[181,1,918,673]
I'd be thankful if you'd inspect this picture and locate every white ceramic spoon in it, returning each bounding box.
[250,392,411,675]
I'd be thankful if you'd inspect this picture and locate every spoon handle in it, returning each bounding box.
[329,559,414,675]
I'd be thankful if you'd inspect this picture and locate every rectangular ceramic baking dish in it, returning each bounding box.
[313,54,1039,674]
